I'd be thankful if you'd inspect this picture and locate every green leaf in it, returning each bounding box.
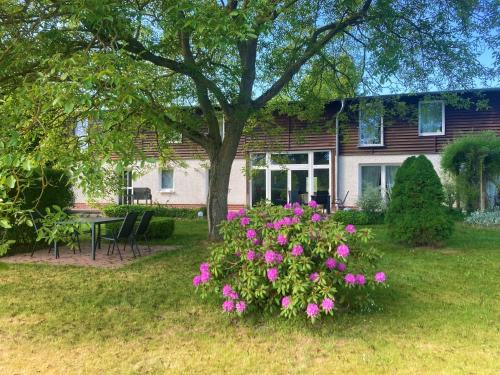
[0,219,11,229]
[64,101,74,113]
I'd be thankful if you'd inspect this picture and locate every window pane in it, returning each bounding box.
[161,170,173,189]
[314,169,329,194]
[271,153,308,164]
[270,170,287,205]
[361,166,381,196]
[385,166,399,198]
[313,151,330,165]
[251,169,266,206]
[251,153,266,167]
[359,110,382,145]
[419,102,443,134]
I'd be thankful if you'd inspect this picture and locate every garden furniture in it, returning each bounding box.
[102,212,138,261]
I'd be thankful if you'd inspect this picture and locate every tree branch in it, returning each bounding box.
[252,0,372,109]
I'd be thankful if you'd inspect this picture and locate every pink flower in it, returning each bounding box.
[291,244,303,257]
[309,272,319,282]
[273,222,282,230]
[325,257,336,270]
[293,207,304,216]
[321,298,334,312]
[337,262,346,272]
[222,300,234,312]
[308,200,318,208]
[311,213,321,222]
[264,250,276,264]
[291,216,300,224]
[374,272,386,283]
[236,300,246,313]
[266,222,274,228]
[226,211,238,221]
[199,262,209,273]
[229,291,239,300]
[222,284,233,298]
[336,244,350,258]
[306,303,320,318]
[253,238,260,245]
[283,217,292,226]
[246,229,257,239]
[238,208,246,216]
[267,268,279,282]
[200,272,210,283]
[345,224,357,234]
[284,203,292,209]
[274,252,283,263]
[192,275,202,287]
[344,273,356,285]
[277,234,287,246]
[355,274,366,285]
[246,250,256,261]
[240,217,250,226]
[281,296,291,309]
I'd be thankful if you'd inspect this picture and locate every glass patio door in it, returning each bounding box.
[270,170,287,205]
[290,169,309,203]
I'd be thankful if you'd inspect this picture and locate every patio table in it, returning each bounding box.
[53,217,124,260]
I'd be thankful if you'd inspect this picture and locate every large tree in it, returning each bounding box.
[0,0,498,240]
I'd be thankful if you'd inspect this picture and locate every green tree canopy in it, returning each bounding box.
[441,131,500,212]
[0,0,499,242]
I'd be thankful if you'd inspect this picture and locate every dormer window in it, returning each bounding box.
[419,101,445,136]
[359,108,383,147]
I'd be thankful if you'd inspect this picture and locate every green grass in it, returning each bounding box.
[1,221,499,374]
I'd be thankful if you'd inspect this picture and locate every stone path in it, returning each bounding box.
[1,242,177,268]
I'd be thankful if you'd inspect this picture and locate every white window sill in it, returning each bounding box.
[159,189,174,193]
[358,144,385,148]
[419,132,445,136]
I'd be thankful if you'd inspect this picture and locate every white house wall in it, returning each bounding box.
[74,159,248,208]
[338,153,443,207]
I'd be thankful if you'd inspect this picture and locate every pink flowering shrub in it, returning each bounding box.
[194,202,387,321]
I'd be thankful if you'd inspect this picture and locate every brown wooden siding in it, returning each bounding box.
[135,90,500,159]
[340,91,500,155]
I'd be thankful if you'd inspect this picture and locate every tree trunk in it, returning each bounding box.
[207,155,233,240]
[206,117,246,240]
[479,158,485,212]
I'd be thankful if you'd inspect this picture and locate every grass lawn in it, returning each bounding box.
[1,220,499,374]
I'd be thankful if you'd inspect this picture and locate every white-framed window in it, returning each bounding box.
[419,100,445,136]
[359,108,384,147]
[250,150,331,207]
[160,169,174,192]
[359,164,400,200]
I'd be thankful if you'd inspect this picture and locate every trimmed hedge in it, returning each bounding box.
[102,204,206,219]
[331,210,369,225]
[105,217,175,240]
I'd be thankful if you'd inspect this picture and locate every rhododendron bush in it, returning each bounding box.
[193,202,387,321]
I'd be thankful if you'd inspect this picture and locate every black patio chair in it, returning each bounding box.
[130,211,154,256]
[335,191,349,211]
[311,192,331,214]
[103,212,138,260]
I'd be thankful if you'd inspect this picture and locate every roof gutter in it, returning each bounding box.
[335,99,345,210]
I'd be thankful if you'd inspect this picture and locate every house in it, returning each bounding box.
[73,88,500,211]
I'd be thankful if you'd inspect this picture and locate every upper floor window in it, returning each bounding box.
[359,108,383,147]
[160,169,174,192]
[419,101,445,136]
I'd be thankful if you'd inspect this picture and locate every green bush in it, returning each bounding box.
[386,155,454,246]
[194,203,387,321]
[5,168,74,246]
[446,207,465,222]
[102,204,206,219]
[105,217,175,240]
[465,210,500,226]
[357,186,386,224]
[331,210,369,225]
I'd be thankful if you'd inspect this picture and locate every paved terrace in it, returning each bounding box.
[1,242,178,268]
